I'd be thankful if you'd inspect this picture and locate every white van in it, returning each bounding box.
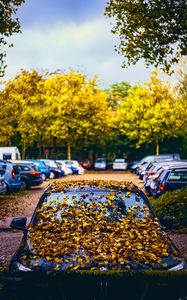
[0,147,21,160]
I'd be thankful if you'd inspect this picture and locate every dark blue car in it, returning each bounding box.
[40,159,64,179]
[150,165,187,197]
[23,160,50,181]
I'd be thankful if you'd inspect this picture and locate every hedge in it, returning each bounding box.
[151,187,187,226]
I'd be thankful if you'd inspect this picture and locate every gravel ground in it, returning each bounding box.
[0,171,186,271]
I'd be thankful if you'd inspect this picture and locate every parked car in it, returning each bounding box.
[56,160,73,175]
[143,162,166,194]
[0,166,6,195]
[0,161,21,194]
[112,158,128,170]
[150,164,187,197]
[63,160,84,174]
[133,154,181,174]
[10,180,185,273]
[143,161,187,194]
[12,162,43,190]
[23,160,50,181]
[40,160,64,179]
[136,162,150,179]
[79,160,94,170]
[94,158,107,170]
[129,160,139,172]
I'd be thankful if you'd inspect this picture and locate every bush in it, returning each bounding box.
[151,187,187,226]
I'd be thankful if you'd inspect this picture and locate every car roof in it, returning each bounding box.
[151,160,187,168]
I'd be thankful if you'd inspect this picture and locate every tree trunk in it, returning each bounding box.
[22,140,26,159]
[156,140,159,156]
[53,137,57,159]
[88,149,93,161]
[39,136,43,158]
[67,142,71,160]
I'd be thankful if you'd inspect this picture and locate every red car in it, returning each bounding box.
[79,160,94,170]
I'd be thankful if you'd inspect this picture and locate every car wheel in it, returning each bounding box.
[20,180,29,190]
[41,173,47,181]
[49,172,55,179]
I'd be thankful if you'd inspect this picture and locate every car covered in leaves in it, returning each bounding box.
[10,180,185,273]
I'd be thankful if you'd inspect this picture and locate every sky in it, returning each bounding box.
[4,0,154,88]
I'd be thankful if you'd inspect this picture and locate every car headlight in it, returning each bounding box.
[16,262,32,272]
[168,261,185,271]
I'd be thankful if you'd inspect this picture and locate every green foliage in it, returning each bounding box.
[105,0,187,72]
[152,187,187,225]
[0,0,25,76]
[105,81,131,110]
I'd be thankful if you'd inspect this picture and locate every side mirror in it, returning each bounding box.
[10,217,27,231]
[159,216,180,230]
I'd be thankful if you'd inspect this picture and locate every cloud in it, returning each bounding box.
[5,18,153,88]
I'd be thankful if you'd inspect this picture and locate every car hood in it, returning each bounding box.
[16,244,183,272]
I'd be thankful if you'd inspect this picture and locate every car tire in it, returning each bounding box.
[41,173,47,181]
[49,172,55,179]
[20,180,29,190]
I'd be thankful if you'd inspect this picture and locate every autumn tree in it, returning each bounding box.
[0,0,25,76]
[0,69,47,158]
[117,70,187,154]
[42,71,112,160]
[105,0,187,72]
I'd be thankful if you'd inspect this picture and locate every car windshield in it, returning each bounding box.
[34,187,151,224]
[45,161,57,168]
[35,161,45,168]
[114,159,125,163]
[96,159,105,163]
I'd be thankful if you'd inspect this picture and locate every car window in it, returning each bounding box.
[3,153,12,160]
[114,159,125,163]
[32,165,39,171]
[18,165,31,171]
[168,170,187,182]
[156,169,166,180]
[46,161,57,168]
[13,165,20,174]
[0,164,6,175]
[96,159,105,163]
[40,189,151,222]
[65,161,73,166]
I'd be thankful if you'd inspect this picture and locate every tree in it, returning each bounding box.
[0,0,25,76]
[117,70,187,154]
[0,69,48,158]
[105,0,187,72]
[105,81,131,110]
[41,71,112,160]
